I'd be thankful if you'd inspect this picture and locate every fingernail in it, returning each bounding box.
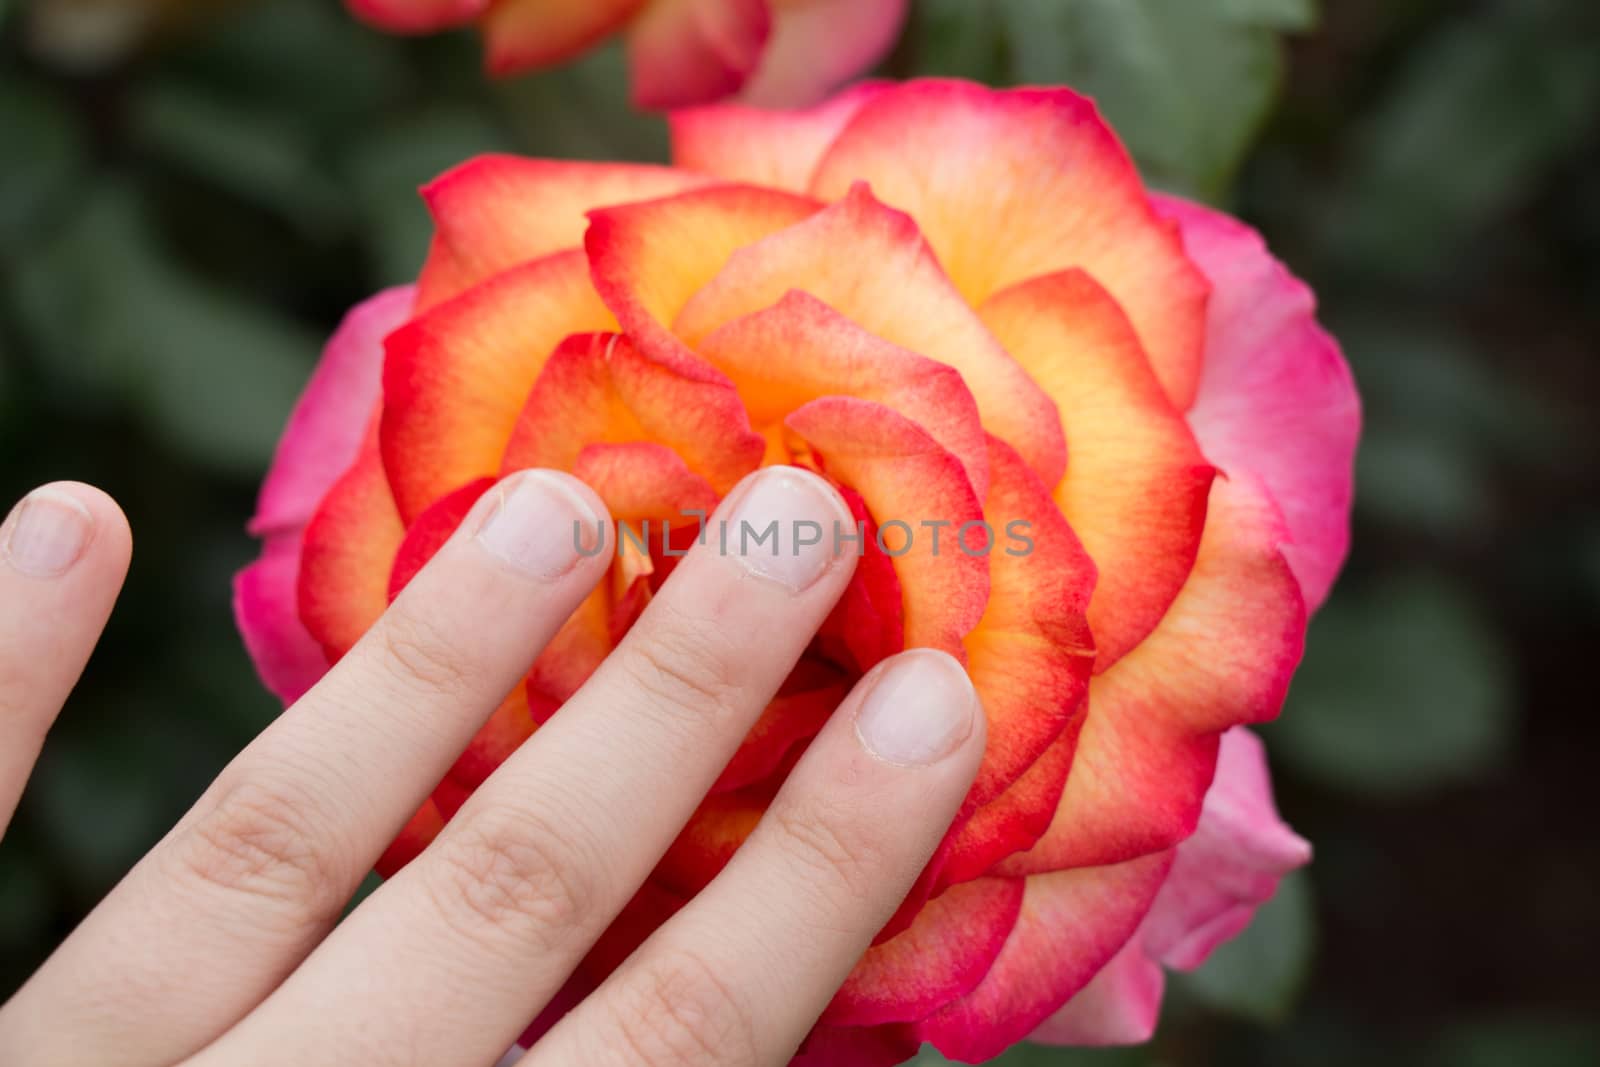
[2,487,94,579]
[722,466,846,592]
[475,471,603,578]
[854,649,978,767]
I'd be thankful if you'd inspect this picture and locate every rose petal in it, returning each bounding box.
[382,251,614,522]
[250,286,415,538]
[811,80,1209,409]
[738,0,908,107]
[418,156,711,308]
[1001,475,1306,875]
[670,81,889,191]
[824,877,1025,1027]
[699,289,989,499]
[1027,933,1165,1046]
[913,854,1172,1061]
[979,269,1213,670]
[298,427,405,663]
[1142,726,1312,970]
[480,0,648,77]
[1155,194,1361,612]
[625,0,771,110]
[785,396,989,654]
[677,183,1065,486]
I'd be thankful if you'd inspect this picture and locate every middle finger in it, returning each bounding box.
[196,465,858,1067]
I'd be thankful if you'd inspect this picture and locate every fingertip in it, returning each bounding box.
[852,647,985,772]
[472,468,616,579]
[3,481,130,581]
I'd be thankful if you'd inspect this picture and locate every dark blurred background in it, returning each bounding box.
[2,0,1597,1063]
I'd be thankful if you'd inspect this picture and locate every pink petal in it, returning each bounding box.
[737,0,909,107]
[236,286,415,705]
[1027,935,1165,1047]
[233,534,329,705]
[669,80,889,192]
[249,286,416,538]
[1154,194,1361,612]
[627,0,773,110]
[1141,726,1311,972]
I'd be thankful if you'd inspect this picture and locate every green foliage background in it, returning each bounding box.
[3,0,1599,1062]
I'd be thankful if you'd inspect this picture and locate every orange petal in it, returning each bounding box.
[825,877,1024,1027]
[669,80,889,191]
[448,686,537,790]
[676,184,1064,486]
[1000,475,1307,876]
[699,290,989,498]
[811,80,1209,409]
[571,441,719,525]
[298,425,404,662]
[912,854,1173,1061]
[586,182,820,348]
[785,397,988,655]
[418,155,711,308]
[980,269,1214,669]
[939,721,1078,889]
[501,332,647,474]
[625,0,770,110]
[959,438,1095,807]
[381,250,615,523]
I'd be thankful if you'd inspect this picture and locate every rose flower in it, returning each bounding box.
[345,0,908,109]
[236,79,1359,1063]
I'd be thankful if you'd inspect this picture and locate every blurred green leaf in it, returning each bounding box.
[1430,1017,1600,1067]
[1355,428,1493,535]
[130,80,347,236]
[1220,0,1319,32]
[1175,869,1316,1023]
[0,78,87,255]
[1327,9,1600,275]
[998,0,1302,197]
[907,0,1009,83]
[496,44,668,163]
[9,183,316,473]
[1270,572,1517,794]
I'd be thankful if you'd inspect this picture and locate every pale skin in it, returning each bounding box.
[0,465,985,1067]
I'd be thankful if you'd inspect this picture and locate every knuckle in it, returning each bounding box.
[423,805,600,949]
[375,609,473,698]
[175,778,346,926]
[608,946,758,1067]
[771,801,884,908]
[615,609,744,724]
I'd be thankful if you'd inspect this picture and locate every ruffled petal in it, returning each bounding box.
[913,854,1172,1061]
[382,251,614,522]
[979,269,1213,670]
[785,396,988,654]
[1027,934,1164,1046]
[738,0,908,107]
[670,81,888,191]
[250,286,415,538]
[811,80,1209,409]
[626,0,772,110]
[1155,194,1361,612]
[1142,726,1311,971]
[825,877,1024,1027]
[1001,475,1306,876]
[418,156,710,308]
[699,290,989,498]
[298,427,405,663]
[676,184,1065,486]
[957,439,1094,807]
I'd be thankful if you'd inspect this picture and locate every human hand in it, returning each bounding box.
[0,466,986,1066]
